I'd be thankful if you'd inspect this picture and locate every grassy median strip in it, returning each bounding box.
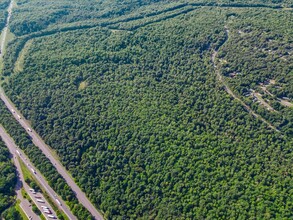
[18,157,69,220]
[15,200,29,220]
[0,100,94,219]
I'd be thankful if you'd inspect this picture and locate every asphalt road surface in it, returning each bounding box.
[15,171,40,220]
[0,125,76,220]
[0,0,103,218]
[0,92,103,219]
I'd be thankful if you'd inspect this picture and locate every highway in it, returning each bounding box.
[0,93,103,220]
[0,125,76,220]
[15,170,40,220]
[0,0,103,219]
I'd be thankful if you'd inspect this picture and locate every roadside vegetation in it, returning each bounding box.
[19,158,68,220]
[0,137,19,218]
[0,100,94,220]
[0,0,292,219]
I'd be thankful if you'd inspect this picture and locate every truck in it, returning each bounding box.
[55,199,61,206]
[36,199,45,203]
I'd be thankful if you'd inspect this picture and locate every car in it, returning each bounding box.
[27,128,32,132]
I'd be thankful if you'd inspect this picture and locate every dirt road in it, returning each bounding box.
[211,26,279,132]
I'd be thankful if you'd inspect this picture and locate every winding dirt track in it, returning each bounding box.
[211,26,279,132]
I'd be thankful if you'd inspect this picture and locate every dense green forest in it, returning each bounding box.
[0,0,292,219]
[0,100,94,220]
[0,137,17,217]
[0,0,9,32]
[218,9,293,136]
[8,0,293,36]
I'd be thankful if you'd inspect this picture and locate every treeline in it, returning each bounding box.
[0,0,9,34]
[4,6,293,219]
[0,101,95,220]
[0,138,18,218]
[8,0,292,37]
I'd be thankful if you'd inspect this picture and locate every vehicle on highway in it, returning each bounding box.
[11,108,15,113]
[31,168,36,174]
[47,215,56,219]
[17,114,21,119]
[29,188,35,192]
[27,128,32,132]
[35,195,42,199]
[44,210,52,214]
[56,199,62,206]
[41,206,48,209]
[36,199,45,203]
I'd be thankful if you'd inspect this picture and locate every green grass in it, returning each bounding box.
[18,156,69,220]
[15,200,29,220]
[14,39,32,73]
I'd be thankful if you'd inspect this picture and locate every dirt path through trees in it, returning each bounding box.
[211,26,279,132]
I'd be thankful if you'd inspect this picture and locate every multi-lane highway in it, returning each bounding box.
[0,0,103,219]
[0,125,76,220]
[14,171,40,220]
[0,93,103,220]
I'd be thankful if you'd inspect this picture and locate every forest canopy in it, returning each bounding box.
[0,0,292,219]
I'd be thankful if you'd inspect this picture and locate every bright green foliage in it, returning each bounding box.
[0,138,17,216]
[1,0,293,219]
[0,0,9,32]
[0,101,94,220]
[3,3,293,219]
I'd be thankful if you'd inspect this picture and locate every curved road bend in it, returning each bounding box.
[0,93,104,220]
[212,26,279,132]
[0,125,75,220]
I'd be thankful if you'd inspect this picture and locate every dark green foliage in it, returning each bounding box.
[0,137,16,216]
[32,204,41,215]
[3,4,293,219]
[1,206,22,220]
[0,101,94,220]
[218,9,293,134]
[8,0,292,36]
[0,0,9,41]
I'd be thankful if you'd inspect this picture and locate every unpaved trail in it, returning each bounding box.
[212,26,279,132]
[0,0,13,57]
